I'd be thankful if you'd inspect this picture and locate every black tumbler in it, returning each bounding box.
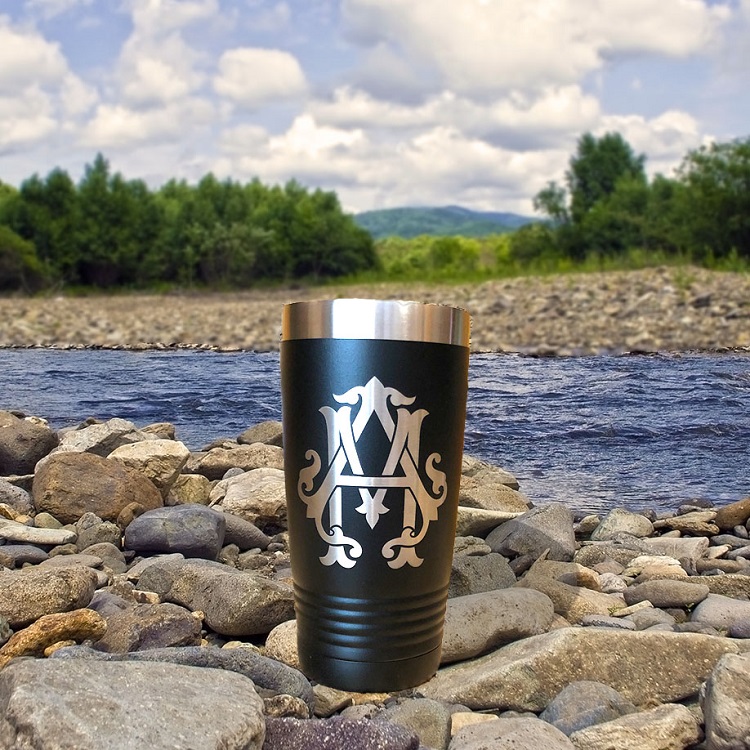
[280,299,470,692]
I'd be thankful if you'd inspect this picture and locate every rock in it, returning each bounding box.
[691,593,750,632]
[515,568,623,624]
[623,579,710,608]
[265,619,301,670]
[0,566,98,628]
[0,616,10,647]
[448,553,516,597]
[639,536,710,567]
[92,601,202,652]
[109,439,190,498]
[39,553,104,571]
[659,510,719,536]
[0,479,34,515]
[702,652,750,750]
[449,716,574,750]
[263,716,419,750]
[698,573,750,599]
[0,658,265,750]
[486,504,576,562]
[455,507,523,537]
[581,615,636,630]
[574,538,651,569]
[209,467,287,530]
[238,420,284,447]
[382,698,452,750]
[0,517,77,546]
[442,589,555,663]
[264,694,311,719]
[52,643,314,709]
[136,557,294,636]
[539,681,636,735]
[0,608,106,669]
[453,536,492,556]
[590,508,654,541]
[141,422,177,440]
[192,443,283,481]
[81,542,127,572]
[461,455,520,489]
[420,628,739,711]
[0,544,49,566]
[569,703,701,750]
[125,552,185,581]
[523,559,601,591]
[714,497,750,530]
[0,411,58,475]
[629,608,677,630]
[166,473,212,505]
[33,451,162,524]
[124,505,226,559]
[458,480,530,513]
[52,417,152,457]
[75,512,122,550]
[222,511,271,550]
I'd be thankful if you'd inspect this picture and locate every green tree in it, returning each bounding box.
[0,225,47,292]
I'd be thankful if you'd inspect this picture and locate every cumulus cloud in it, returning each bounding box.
[214,47,307,108]
[126,0,220,35]
[341,0,732,97]
[81,97,215,148]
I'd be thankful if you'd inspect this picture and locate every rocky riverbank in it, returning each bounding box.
[2,410,750,748]
[1,267,750,354]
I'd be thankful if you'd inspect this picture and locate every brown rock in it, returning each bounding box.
[0,412,58,475]
[0,608,106,669]
[192,443,284,480]
[715,498,750,530]
[33,452,162,524]
[0,566,98,628]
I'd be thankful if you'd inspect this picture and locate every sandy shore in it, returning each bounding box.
[1,267,749,354]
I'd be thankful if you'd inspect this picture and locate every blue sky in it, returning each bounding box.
[1,0,748,213]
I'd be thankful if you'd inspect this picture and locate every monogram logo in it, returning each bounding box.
[297,377,448,569]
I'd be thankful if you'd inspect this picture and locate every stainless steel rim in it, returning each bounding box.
[282,299,471,346]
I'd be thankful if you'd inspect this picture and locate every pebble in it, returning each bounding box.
[2,410,750,748]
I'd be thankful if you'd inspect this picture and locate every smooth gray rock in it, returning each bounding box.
[448,552,516,598]
[0,479,34,515]
[124,505,226,559]
[442,588,555,663]
[569,703,701,750]
[381,698,452,750]
[640,536,710,567]
[487,504,575,561]
[136,557,294,636]
[125,552,185,580]
[0,658,265,750]
[623,579,710,608]
[574,537,651,568]
[80,542,127,573]
[455,507,523,537]
[75,512,122,551]
[420,628,739,711]
[0,411,58,475]
[264,716,419,750]
[539,681,636,735]
[52,417,152,457]
[0,565,98,628]
[691,593,750,632]
[590,508,654,541]
[449,716,574,750]
[702,652,750,750]
[0,543,49,566]
[628,608,677,630]
[52,643,314,709]
[222,511,271,550]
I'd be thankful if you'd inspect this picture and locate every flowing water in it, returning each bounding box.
[1,349,748,514]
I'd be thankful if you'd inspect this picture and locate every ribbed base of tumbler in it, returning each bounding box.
[294,583,448,692]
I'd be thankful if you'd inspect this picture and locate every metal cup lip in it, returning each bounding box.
[282,298,471,347]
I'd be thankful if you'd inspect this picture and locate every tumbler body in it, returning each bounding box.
[280,299,470,692]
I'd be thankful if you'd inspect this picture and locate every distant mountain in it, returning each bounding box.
[353,205,536,239]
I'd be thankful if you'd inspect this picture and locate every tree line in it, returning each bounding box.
[1,134,749,292]
[0,154,376,292]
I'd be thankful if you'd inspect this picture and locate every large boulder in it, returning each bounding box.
[32,451,162,524]
[53,418,153,457]
[486,504,576,561]
[209,467,287,530]
[0,411,58,475]
[0,659,266,750]
[702,652,750,750]
[420,628,740,711]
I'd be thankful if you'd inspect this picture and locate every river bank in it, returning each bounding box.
[2,267,750,354]
[2,412,750,748]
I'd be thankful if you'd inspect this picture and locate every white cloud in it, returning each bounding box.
[342,0,732,97]
[126,0,220,35]
[0,86,57,153]
[214,47,307,108]
[81,97,215,148]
